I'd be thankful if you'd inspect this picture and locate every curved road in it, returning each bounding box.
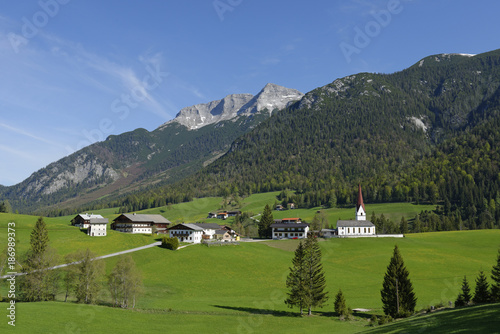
[1,241,171,279]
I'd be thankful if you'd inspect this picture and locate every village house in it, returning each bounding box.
[217,212,228,220]
[167,222,233,243]
[111,213,171,234]
[87,218,108,237]
[227,210,242,217]
[71,213,105,229]
[271,218,309,240]
[336,184,376,237]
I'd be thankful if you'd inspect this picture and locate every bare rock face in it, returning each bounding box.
[238,83,304,116]
[161,94,254,130]
[161,83,303,130]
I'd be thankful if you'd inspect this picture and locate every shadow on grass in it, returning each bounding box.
[364,303,500,334]
[212,305,301,317]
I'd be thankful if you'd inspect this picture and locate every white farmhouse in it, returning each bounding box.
[71,213,105,229]
[87,218,108,237]
[271,218,310,239]
[166,223,226,243]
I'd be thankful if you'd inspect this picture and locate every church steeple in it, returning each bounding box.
[356,183,366,221]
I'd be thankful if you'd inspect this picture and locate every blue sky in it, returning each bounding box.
[0,0,499,186]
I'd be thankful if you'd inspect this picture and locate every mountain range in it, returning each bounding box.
[2,48,500,218]
[0,83,303,213]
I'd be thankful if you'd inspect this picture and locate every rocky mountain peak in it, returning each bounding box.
[159,83,303,130]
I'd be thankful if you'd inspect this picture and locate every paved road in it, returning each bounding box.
[0,241,162,279]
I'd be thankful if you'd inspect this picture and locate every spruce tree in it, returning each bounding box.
[303,235,328,315]
[285,235,328,316]
[381,245,417,318]
[400,217,409,234]
[258,204,274,238]
[334,289,349,318]
[491,248,500,302]
[455,276,472,307]
[285,241,306,315]
[19,217,59,301]
[473,270,490,304]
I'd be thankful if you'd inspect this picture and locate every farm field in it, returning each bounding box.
[1,196,498,333]
[2,209,500,333]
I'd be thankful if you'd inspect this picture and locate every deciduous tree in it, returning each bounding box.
[74,248,104,304]
[108,255,143,308]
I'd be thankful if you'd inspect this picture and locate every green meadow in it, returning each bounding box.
[1,195,499,333]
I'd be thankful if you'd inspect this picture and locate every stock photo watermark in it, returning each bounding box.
[8,0,72,53]
[213,0,243,21]
[339,0,412,63]
[6,222,17,327]
[65,61,169,154]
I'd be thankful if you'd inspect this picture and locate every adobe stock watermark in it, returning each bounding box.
[65,62,169,154]
[339,0,412,63]
[7,0,72,54]
[213,0,243,21]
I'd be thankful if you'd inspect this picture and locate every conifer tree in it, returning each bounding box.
[285,235,328,316]
[303,234,328,315]
[400,217,409,234]
[334,289,349,318]
[491,248,500,302]
[285,241,306,315]
[473,270,490,304]
[455,276,472,307]
[19,217,59,301]
[381,245,417,318]
[258,204,274,238]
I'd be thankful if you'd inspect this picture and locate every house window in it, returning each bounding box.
[348,228,350,234]
[364,228,366,233]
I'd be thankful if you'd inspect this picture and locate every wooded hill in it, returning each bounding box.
[6,49,500,232]
[87,49,500,230]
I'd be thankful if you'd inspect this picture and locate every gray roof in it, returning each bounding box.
[194,223,221,230]
[88,218,109,224]
[271,223,310,228]
[76,213,104,220]
[114,214,171,224]
[215,229,229,235]
[336,220,375,228]
[168,223,204,231]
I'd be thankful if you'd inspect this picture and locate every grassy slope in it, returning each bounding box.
[365,303,500,334]
[1,196,498,333]
[3,230,499,333]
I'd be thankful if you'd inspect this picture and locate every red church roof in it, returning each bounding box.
[356,184,365,212]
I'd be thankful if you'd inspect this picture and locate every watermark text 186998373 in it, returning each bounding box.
[7,222,17,327]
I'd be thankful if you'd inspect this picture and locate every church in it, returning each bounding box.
[336,184,376,236]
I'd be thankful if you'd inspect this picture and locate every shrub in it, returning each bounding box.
[161,237,179,250]
[369,315,378,326]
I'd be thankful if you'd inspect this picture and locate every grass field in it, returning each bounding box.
[1,196,498,333]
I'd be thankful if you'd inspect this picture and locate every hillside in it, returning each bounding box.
[0,84,303,213]
[2,210,500,334]
[137,49,500,229]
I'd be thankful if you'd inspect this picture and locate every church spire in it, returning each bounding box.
[356,183,366,221]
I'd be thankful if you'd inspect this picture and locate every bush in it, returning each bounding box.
[378,315,393,325]
[369,315,378,326]
[161,237,179,250]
